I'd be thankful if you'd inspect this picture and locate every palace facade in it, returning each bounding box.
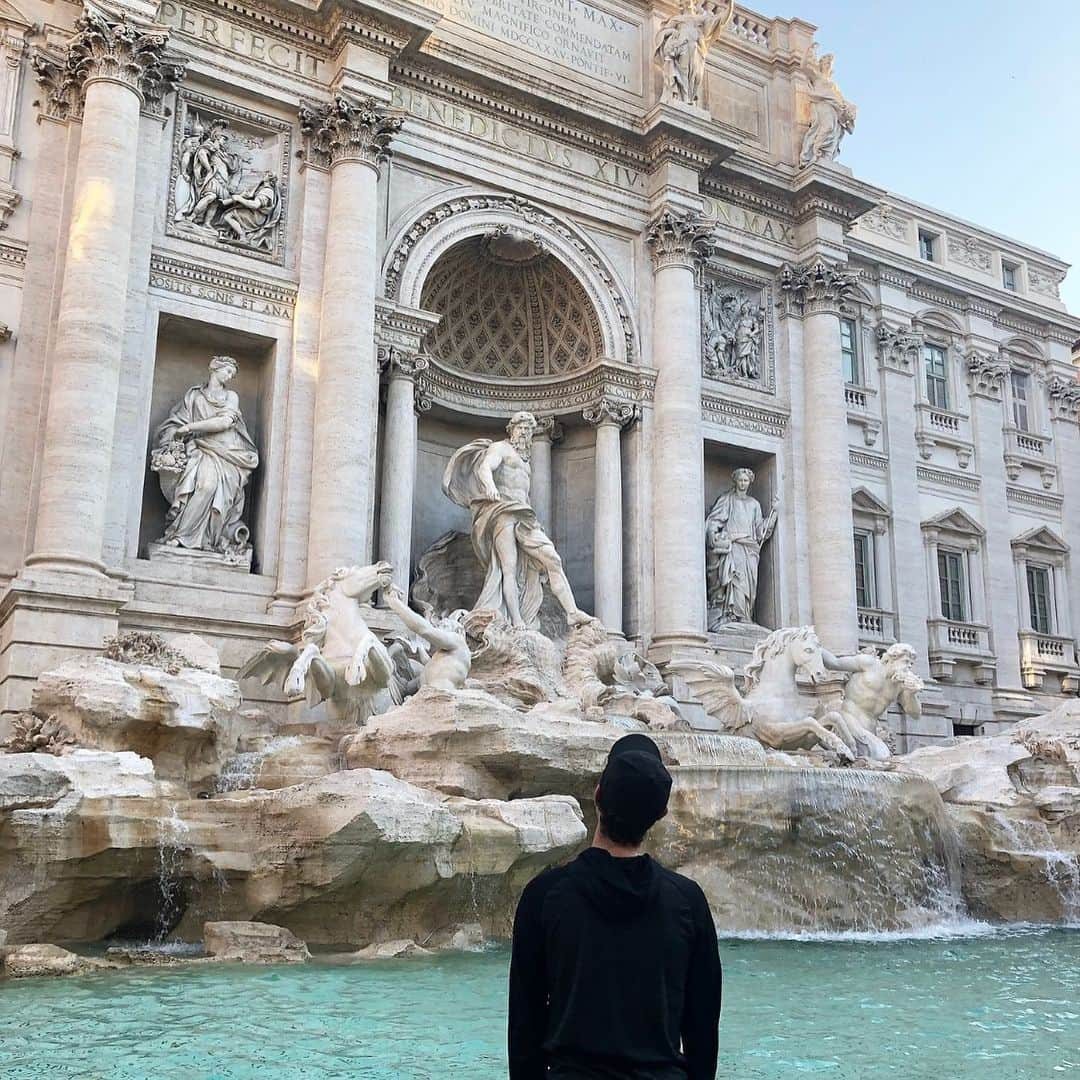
[1,0,1078,747]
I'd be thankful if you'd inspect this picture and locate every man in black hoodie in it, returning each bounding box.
[508,733,722,1079]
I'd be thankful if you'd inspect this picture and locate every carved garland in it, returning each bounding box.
[384,193,636,362]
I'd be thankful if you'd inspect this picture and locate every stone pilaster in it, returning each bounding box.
[965,349,1024,695]
[1047,375,1080,640]
[529,417,561,531]
[877,322,931,676]
[300,94,402,585]
[646,208,711,651]
[780,258,858,653]
[26,8,178,576]
[584,399,637,633]
[377,348,428,595]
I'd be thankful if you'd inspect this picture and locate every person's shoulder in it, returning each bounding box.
[518,862,573,906]
[654,862,711,909]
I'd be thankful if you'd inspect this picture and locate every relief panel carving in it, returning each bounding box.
[168,91,291,265]
[700,271,773,391]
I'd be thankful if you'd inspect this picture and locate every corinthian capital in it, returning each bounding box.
[778,258,856,317]
[1047,375,1080,423]
[876,322,923,374]
[67,6,175,99]
[965,350,1009,400]
[299,94,404,170]
[583,398,639,429]
[645,208,712,270]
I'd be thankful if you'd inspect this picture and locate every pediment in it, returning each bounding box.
[922,507,984,537]
[1012,526,1069,554]
[0,1,31,29]
[851,487,891,518]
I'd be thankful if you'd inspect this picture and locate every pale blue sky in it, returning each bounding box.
[790,1,1080,314]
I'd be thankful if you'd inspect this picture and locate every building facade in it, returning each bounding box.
[1,0,1078,746]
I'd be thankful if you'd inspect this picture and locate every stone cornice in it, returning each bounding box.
[299,93,403,169]
[849,238,1080,343]
[374,297,441,352]
[415,356,655,418]
[701,392,789,439]
[645,207,712,271]
[148,250,297,318]
[778,257,856,317]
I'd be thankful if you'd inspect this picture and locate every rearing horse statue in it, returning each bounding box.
[668,626,856,761]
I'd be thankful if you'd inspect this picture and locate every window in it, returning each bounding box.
[1027,564,1053,635]
[1002,262,1018,292]
[938,549,967,621]
[840,318,860,385]
[924,344,949,409]
[853,530,875,608]
[1010,370,1030,432]
[919,230,937,262]
[952,721,981,738]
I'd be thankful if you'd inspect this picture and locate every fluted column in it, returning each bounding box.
[1048,376,1080,640]
[529,418,560,530]
[646,209,711,647]
[300,94,402,585]
[377,349,428,594]
[27,10,180,575]
[585,399,636,632]
[780,259,858,653]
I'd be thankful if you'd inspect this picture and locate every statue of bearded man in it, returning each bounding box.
[443,411,588,630]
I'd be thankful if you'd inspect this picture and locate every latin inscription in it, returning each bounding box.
[150,268,295,321]
[392,87,645,191]
[157,1,323,78]
[421,0,641,93]
[701,196,794,246]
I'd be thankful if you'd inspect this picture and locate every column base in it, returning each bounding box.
[0,568,133,714]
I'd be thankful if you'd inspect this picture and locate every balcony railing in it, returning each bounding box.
[927,618,995,683]
[857,608,896,644]
[1019,631,1077,670]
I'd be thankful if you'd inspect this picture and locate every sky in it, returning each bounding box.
[787,1,1080,315]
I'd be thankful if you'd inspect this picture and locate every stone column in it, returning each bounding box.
[299,95,402,585]
[584,400,636,632]
[878,324,931,674]
[780,259,859,654]
[377,349,428,594]
[966,350,1024,693]
[646,209,711,651]
[26,10,176,575]
[529,418,560,531]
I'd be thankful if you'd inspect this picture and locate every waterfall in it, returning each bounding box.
[655,766,967,935]
[155,803,191,941]
[993,815,1080,923]
[215,735,304,793]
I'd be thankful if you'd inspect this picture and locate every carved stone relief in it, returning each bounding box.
[169,92,290,264]
[859,204,912,243]
[701,273,771,389]
[1029,266,1064,300]
[947,233,993,274]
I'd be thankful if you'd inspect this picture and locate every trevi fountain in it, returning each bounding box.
[0,0,1079,1076]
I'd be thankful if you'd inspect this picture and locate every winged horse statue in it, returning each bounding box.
[239,562,405,726]
[668,626,857,761]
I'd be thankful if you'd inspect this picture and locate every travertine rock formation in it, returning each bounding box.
[203,921,310,963]
[0,749,585,948]
[899,702,1080,923]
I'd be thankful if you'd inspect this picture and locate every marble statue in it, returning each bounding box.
[703,283,765,381]
[151,356,259,559]
[654,0,734,107]
[563,616,686,728]
[384,584,471,692]
[443,411,588,630]
[705,468,778,628]
[174,113,282,252]
[798,45,856,168]
[820,644,925,761]
[239,563,402,725]
[669,626,856,760]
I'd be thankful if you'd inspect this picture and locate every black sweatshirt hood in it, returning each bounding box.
[568,847,662,920]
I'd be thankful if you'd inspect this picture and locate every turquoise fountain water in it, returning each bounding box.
[1,928,1077,1079]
